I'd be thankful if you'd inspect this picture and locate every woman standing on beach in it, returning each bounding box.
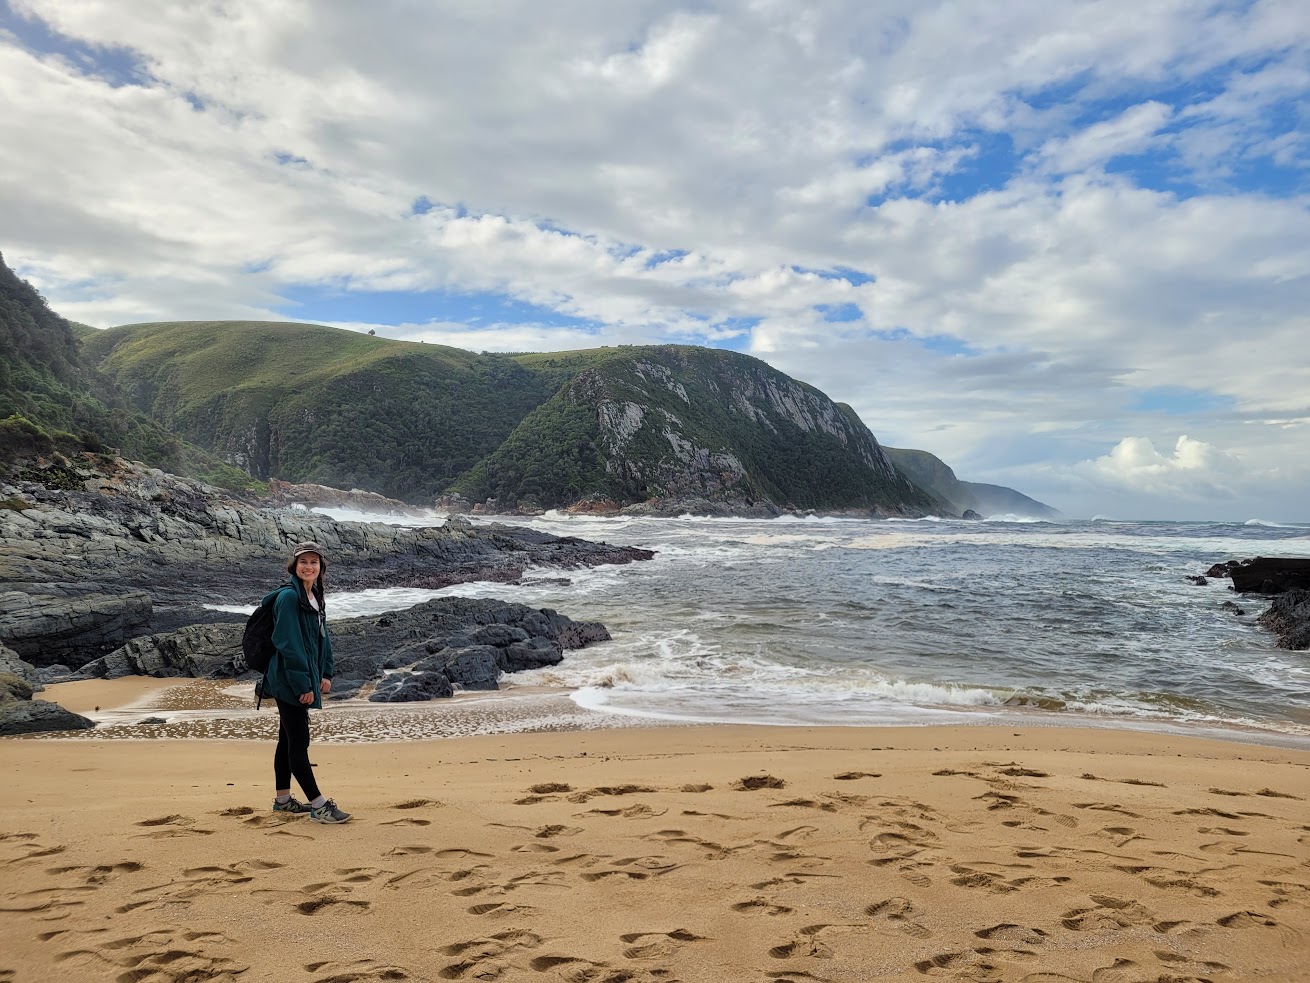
[262,541,351,824]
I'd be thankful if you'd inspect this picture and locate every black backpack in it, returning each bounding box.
[242,592,282,707]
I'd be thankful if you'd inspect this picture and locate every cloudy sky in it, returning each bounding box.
[2,0,1308,521]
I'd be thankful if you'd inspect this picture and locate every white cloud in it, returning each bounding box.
[1035,101,1173,174]
[2,0,1309,520]
[1075,435,1243,498]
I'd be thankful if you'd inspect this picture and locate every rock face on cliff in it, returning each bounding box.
[454,348,941,515]
[881,446,1060,519]
[0,455,651,672]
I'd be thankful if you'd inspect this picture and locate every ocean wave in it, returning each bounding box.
[1243,518,1306,529]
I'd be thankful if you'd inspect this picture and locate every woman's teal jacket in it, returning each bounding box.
[260,578,333,709]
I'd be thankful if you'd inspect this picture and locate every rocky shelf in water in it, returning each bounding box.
[1193,557,1310,651]
[0,455,652,732]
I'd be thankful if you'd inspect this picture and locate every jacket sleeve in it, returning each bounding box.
[271,588,313,696]
[323,624,334,681]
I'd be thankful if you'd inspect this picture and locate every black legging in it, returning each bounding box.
[274,698,321,800]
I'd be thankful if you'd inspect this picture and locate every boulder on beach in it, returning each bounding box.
[0,668,95,736]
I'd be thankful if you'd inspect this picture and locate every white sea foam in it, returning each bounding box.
[184,508,1310,743]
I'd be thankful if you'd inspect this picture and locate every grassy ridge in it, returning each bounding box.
[86,321,556,501]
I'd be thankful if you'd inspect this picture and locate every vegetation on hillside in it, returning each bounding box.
[86,321,557,501]
[0,253,260,490]
[452,345,941,512]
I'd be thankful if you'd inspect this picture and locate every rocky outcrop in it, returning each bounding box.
[0,591,153,668]
[75,624,245,680]
[0,456,652,672]
[1257,589,1310,651]
[0,670,95,736]
[74,596,606,701]
[1202,557,1310,650]
[0,641,41,689]
[1226,558,1310,594]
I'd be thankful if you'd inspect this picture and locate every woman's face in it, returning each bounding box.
[296,553,321,584]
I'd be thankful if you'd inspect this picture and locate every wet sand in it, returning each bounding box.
[2,723,1309,982]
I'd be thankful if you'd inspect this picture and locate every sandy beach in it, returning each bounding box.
[3,693,1309,983]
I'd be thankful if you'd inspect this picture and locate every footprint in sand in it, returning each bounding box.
[974,923,1048,945]
[735,775,786,791]
[535,824,582,838]
[913,947,1038,977]
[467,901,541,918]
[620,928,706,960]
[381,818,432,827]
[303,866,391,893]
[53,927,247,981]
[305,957,414,981]
[732,897,795,916]
[1218,909,1303,946]
[1061,895,1156,931]
[438,930,543,979]
[567,784,656,804]
[865,897,932,938]
[393,798,442,809]
[132,814,215,838]
[297,896,371,915]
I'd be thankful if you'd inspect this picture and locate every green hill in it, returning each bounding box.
[457,346,940,512]
[84,322,942,513]
[882,446,1059,519]
[84,321,556,500]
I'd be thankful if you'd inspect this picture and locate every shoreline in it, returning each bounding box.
[29,675,1310,753]
[3,724,1308,981]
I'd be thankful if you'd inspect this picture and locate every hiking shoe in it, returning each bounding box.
[310,799,351,824]
[272,795,311,814]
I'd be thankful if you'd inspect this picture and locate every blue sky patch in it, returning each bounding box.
[817,302,863,323]
[1131,386,1235,415]
[0,3,147,86]
[277,283,601,331]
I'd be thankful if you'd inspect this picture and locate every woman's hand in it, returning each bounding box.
[321,678,333,695]
[298,692,314,705]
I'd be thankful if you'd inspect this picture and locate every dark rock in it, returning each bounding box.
[32,592,610,703]
[137,716,168,725]
[0,672,95,735]
[1257,589,1310,650]
[37,664,73,683]
[1186,575,1208,586]
[439,645,502,690]
[470,625,530,648]
[75,624,244,680]
[1205,561,1241,578]
[368,671,453,702]
[961,509,983,520]
[500,637,564,672]
[1229,557,1310,594]
[0,698,96,735]
[1220,601,1246,616]
[0,591,152,667]
[553,618,611,649]
[0,642,40,690]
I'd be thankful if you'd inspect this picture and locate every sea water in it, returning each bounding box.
[304,509,1310,744]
